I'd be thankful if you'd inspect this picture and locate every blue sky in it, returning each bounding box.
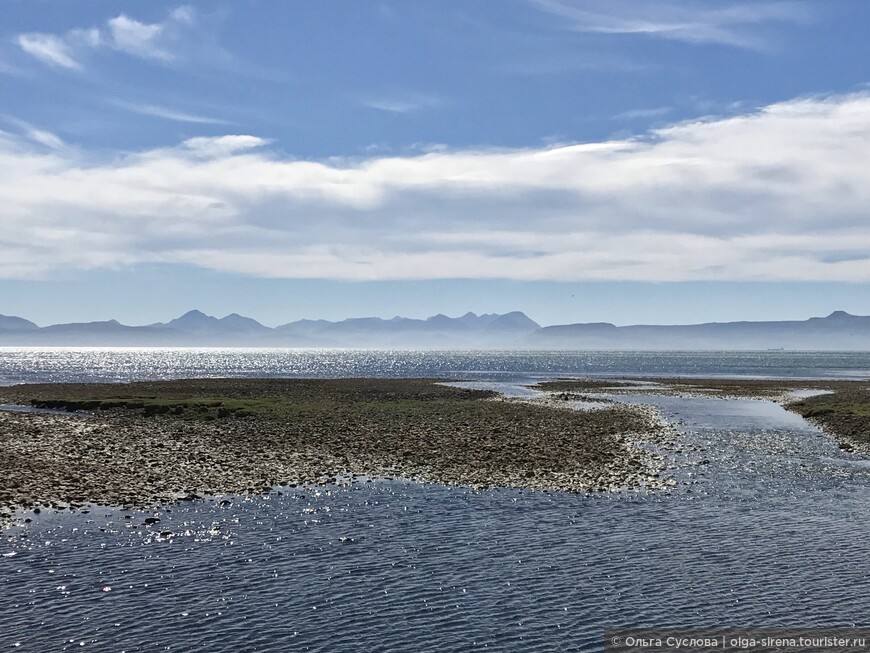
[1,1,869,327]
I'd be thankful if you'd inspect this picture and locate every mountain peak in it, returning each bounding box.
[826,310,854,319]
[0,313,39,331]
[163,310,220,332]
[178,309,212,320]
[486,311,541,332]
[219,313,269,332]
[220,313,255,323]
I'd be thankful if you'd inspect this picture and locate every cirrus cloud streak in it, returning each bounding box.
[15,6,194,70]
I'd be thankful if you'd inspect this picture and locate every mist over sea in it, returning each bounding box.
[2,348,870,652]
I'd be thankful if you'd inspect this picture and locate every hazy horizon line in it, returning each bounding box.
[2,306,865,330]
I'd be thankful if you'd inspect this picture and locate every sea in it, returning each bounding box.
[2,348,870,652]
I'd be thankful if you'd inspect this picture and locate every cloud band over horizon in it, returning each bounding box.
[2,91,869,283]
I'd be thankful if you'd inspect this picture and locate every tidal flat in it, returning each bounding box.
[536,377,870,451]
[2,376,868,520]
[0,378,671,516]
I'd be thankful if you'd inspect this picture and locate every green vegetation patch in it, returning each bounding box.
[19,378,498,423]
[31,397,259,420]
[786,386,870,446]
[789,399,870,420]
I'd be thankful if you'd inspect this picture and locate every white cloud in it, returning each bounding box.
[107,15,170,60]
[615,107,672,120]
[20,127,64,150]
[112,101,231,125]
[1,92,869,282]
[170,7,197,25]
[361,93,444,114]
[16,6,195,70]
[2,117,66,149]
[363,99,423,114]
[16,33,82,69]
[182,135,269,157]
[531,0,811,49]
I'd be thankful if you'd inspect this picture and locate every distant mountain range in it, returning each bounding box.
[528,310,870,351]
[0,309,869,349]
[0,309,541,348]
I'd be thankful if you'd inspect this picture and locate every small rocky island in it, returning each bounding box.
[0,378,671,515]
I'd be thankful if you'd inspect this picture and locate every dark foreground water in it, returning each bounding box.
[2,350,870,651]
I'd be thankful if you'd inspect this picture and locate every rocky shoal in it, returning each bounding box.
[0,378,676,521]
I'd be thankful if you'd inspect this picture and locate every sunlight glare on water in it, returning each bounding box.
[1,348,870,385]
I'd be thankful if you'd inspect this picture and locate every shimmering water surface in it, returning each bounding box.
[1,347,870,385]
[2,349,870,652]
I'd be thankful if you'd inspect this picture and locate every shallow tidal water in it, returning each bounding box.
[2,350,870,651]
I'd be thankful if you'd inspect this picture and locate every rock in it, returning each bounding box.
[144,517,160,525]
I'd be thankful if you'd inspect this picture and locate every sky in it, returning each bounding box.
[1,0,869,327]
